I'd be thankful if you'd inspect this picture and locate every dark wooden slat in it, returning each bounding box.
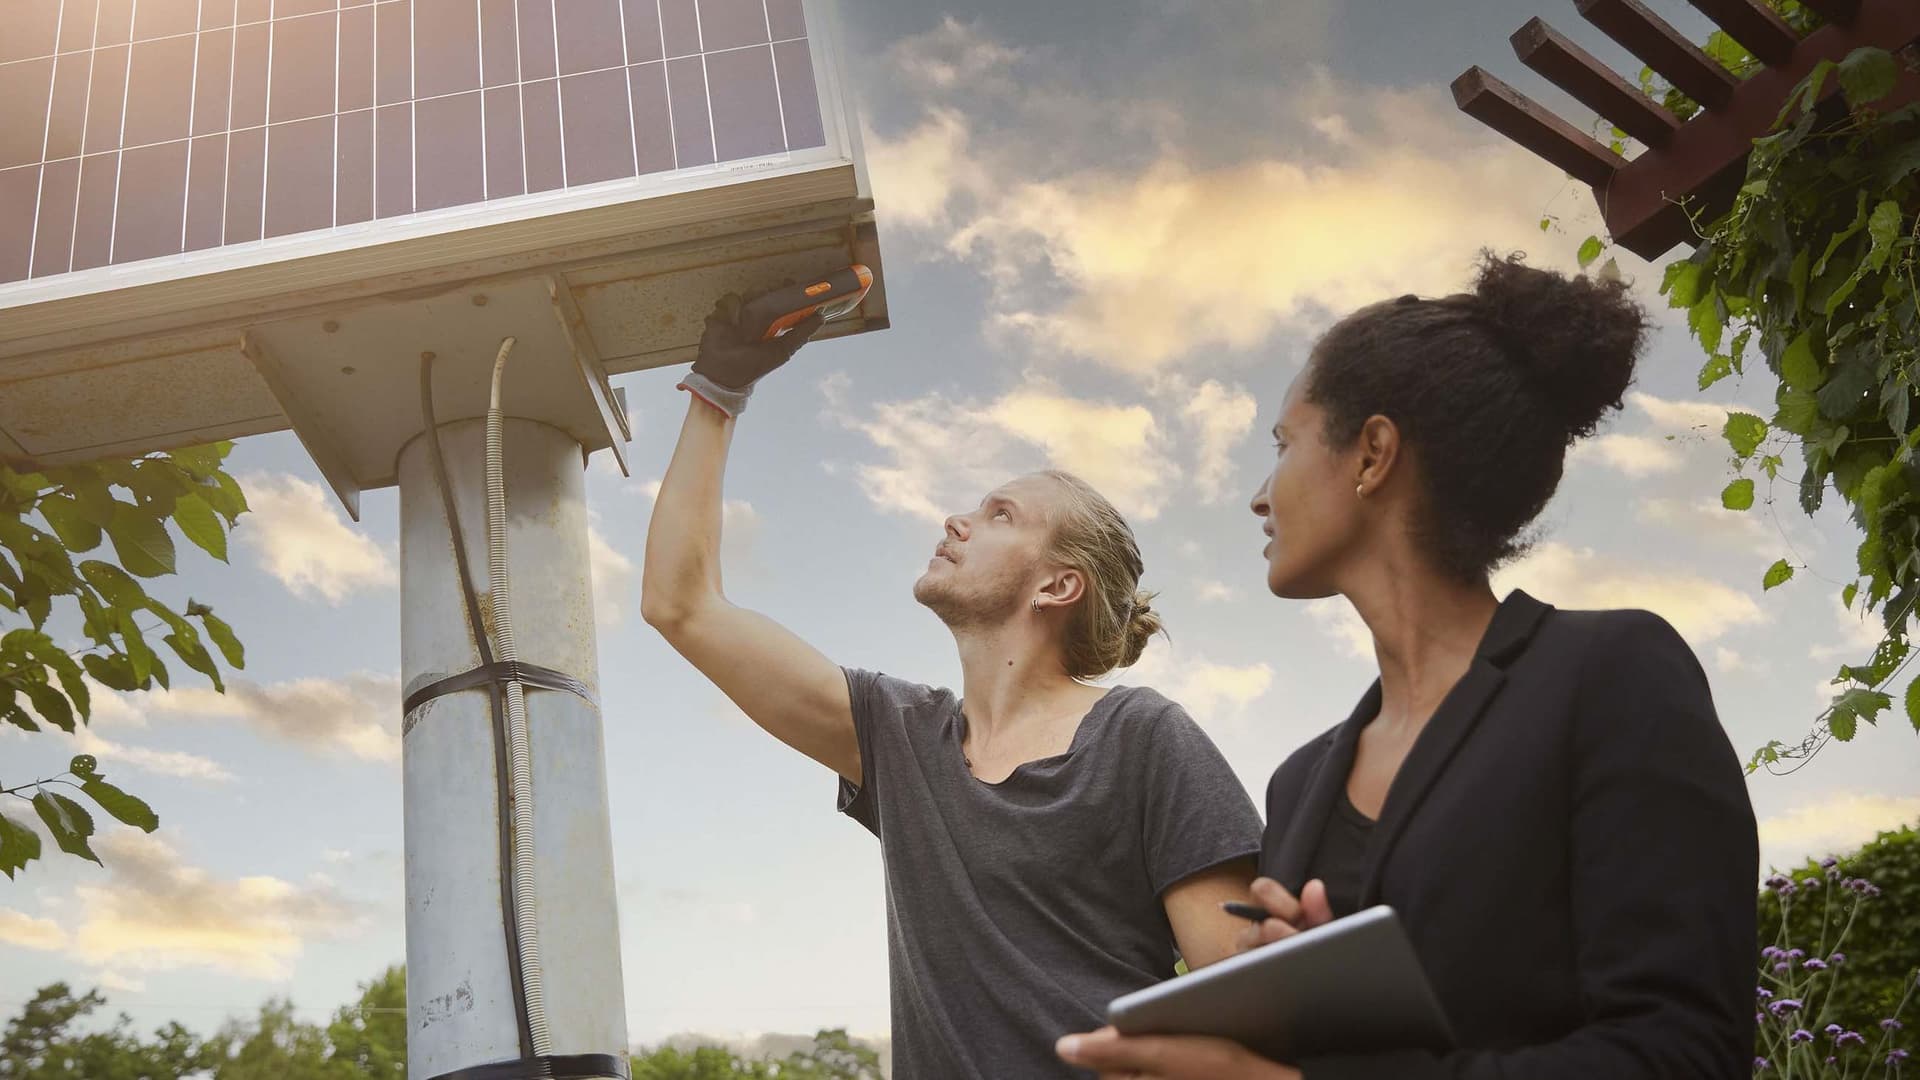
[1512,18,1682,148]
[1450,67,1622,187]
[1606,0,1920,256]
[1687,0,1800,65]
[1800,0,1862,24]
[1578,0,1740,109]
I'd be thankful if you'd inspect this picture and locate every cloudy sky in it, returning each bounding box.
[4,0,1919,1053]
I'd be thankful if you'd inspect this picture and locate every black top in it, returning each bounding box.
[1260,591,1759,1080]
[837,671,1264,1080]
[1307,788,1375,918]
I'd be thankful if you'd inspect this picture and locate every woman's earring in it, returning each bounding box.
[1355,483,1365,499]
[1031,598,1040,613]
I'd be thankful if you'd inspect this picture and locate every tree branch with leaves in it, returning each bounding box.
[0,443,248,878]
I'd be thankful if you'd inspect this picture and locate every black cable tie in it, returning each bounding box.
[424,1051,633,1080]
[403,660,600,720]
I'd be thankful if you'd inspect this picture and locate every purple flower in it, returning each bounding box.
[1762,947,1784,962]
[1890,1049,1910,1064]
[1825,1055,1837,1066]
[1787,949,1806,961]
[1754,1057,1771,1071]
[1790,1029,1814,1044]
[1756,1012,1767,1025]
[1829,953,1847,966]
[1881,1019,1904,1032]
[1836,1031,1865,1048]
[1804,959,1829,972]
[1771,999,1804,1017]
[1825,1024,1844,1036]
[1766,874,1791,892]
[1821,856,1839,870]
[1758,987,1775,1000]
[1864,883,1882,898]
[1775,962,1791,974]
[1800,876,1823,890]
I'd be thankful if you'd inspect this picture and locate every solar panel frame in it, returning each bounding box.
[0,0,866,307]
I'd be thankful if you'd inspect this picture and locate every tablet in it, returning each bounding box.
[1107,905,1453,1062]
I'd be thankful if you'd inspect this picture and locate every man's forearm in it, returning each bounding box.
[641,398,734,627]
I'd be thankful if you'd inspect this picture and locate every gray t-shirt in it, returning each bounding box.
[837,668,1264,1079]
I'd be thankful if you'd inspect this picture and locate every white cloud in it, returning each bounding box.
[588,523,637,629]
[236,473,397,603]
[885,16,1024,92]
[1629,391,1733,437]
[870,79,1583,372]
[1494,542,1766,647]
[58,832,363,979]
[134,674,400,762]
[1713,647,1747,674]
[1758,792,1920,872]
[1813,595,1893,662]
[66,725,234,782]
[96,970,146,993]
[1119,643,1275,727]
[0,908,69,951]
[866,108,982,232]
[1571,433,1682,476]
[1194,580,1239,604]
[1175,379,1260,502]
[825,379,1180,524]
[1636,497,1779,558]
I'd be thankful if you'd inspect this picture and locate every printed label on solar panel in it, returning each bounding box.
[0,0,832,286]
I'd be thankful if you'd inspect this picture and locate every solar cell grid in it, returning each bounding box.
[0,0,830,285]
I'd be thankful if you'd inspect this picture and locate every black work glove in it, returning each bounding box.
[677,294,825,418]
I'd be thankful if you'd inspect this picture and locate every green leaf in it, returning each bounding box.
[1908,677,1920,733]
[1830,687,1893,742]
[38,493,102,552]
[1577,235,1604,269]
[1724,413,1768,459]
[78,560,145,608]
[1662,259,1705,308]
[1722,477,1756,511]
[1763,559,1796,590]
[69,754,98,778]
[32,790,100,865]
[1780,330,1822,391]
[0,811,42,879]
[81,652,139,692]
[1843,582,1860,609]
[80,777,158,833]
[165,443,230,480]
[1688,288,1725,355]
[1864,198,1903,274]
[169,492,226,562]
[1837,46,1897,107]
[22,681,74,733]
[2,703,37,732]
[1698,353,1735,390]
[193,606,244,668]
[105,503,176,578]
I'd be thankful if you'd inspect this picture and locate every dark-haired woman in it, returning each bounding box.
[1058,254,1759,1079]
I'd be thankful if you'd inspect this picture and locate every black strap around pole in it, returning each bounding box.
[402,660,600,719]
[424,1051,632,1080]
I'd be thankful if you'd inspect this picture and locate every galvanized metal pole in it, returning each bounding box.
[396,417,628,1078]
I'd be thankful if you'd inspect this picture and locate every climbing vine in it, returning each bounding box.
[1610,20,1920,769]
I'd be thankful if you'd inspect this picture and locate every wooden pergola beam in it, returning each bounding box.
[1686,0,1801,65]
[1450,66,1623,188]
[1798,0,1862,26]
[1577,0,1740,110]
[1512,18,1682,147]
[1604,0,1920,256]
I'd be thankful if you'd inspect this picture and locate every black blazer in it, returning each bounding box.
[1261,590,1758,1079]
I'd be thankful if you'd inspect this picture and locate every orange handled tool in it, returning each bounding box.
[739,265,873,341]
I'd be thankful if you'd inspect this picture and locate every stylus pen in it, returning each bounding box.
[1222,901,1272,922]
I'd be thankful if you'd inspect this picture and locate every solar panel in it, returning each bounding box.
[0,0,833,285]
